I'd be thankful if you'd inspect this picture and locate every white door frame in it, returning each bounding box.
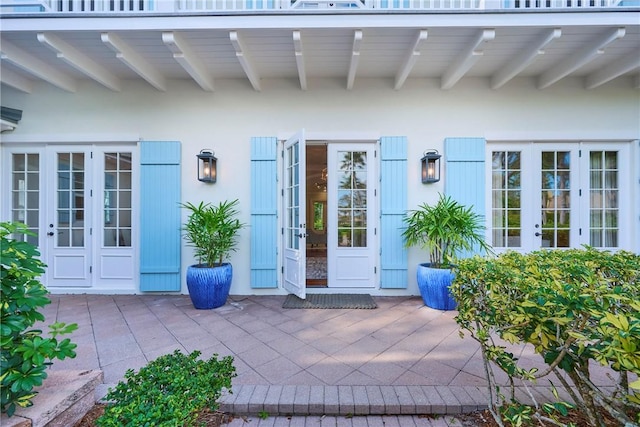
[1,143,139,293]
[279,136,380,293]
[486,141,634,253]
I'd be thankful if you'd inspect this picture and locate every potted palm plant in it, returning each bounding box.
[402,193,492,310]
[182,199,245,309]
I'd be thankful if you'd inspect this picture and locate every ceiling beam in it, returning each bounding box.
[101,32,166,91]
[491,28,561,90]
[162,32,214,92]
[538,27,626,89]
[0,66,33,93]
[347,30,363,90]
[0,38,76,92]
[293,30,307,91]
[585,50,640,89]
[441,29,495,90]
[394,29,428,90]
[37,32,121,92]
[229,31,261,92]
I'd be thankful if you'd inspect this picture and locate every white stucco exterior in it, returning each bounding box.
[1,75,639,295]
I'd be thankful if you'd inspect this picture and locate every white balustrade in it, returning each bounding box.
[0,0,635,13]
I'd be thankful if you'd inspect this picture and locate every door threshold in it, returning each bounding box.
[306,279,327,288]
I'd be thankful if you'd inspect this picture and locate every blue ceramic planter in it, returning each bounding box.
[416,263,457,310]
[186,263,233,309]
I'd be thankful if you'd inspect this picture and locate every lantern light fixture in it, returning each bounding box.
[197,149,217,183]
[421,150,441,184]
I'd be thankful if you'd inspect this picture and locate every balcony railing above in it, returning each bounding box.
[0,0,636,13]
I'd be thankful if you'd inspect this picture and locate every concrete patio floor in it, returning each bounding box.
[40,294,601,426]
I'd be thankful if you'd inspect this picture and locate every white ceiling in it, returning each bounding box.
[1,11,639,93]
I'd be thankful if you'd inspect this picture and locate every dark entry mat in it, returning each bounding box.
[282,293,377,309]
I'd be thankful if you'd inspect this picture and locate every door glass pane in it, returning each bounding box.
[11,153,40,244]
[540,151,571,248]
[103,152,133,247]
[589,151,618,248]
[57,152,85,247]
[286,144,300,250]
[491,151,521,248]
[335,150,367,248]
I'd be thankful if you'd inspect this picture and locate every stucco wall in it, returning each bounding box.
[1,76,639,295]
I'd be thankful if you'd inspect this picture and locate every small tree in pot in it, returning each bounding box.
[182,199,245,309]
[402,194,492,310]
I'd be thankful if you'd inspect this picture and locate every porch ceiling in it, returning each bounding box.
[1,13,639,93]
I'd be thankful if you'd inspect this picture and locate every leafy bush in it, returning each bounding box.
[97,349,236,426]
[1,222,78,416]
[451,248,640,427]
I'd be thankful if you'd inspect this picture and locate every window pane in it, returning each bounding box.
[589,150,618,248]
[104,229,117,247]
[507,171,520,189]
[338,210,350,227]
[491,151,521,247]
[120,153,132,170]
[352,229,366,247]
[540,151,571,248]
[353,210,366,227]
[72,229,84,247]
[119,229,132,246]
[119,191,132,209]
[102,152,133,247]
[507,191,520,208]
[119,210,132,227]
[353,190,366,208]
[338,190,351,208]
[338,229,351,247]
[335,149,368,249]
[492,210,505,227]
[492,152,505,169]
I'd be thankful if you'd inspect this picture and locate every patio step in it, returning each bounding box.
[1,370,103,427]
[91,382,577,418]
[217,385,489,416]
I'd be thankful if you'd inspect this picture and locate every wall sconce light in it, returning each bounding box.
[421,150,441,184]
[197,149,217,183]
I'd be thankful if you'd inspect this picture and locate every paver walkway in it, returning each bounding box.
[41,294,611,425]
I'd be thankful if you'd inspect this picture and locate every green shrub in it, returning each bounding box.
[1,222,78,416]
[452,248,640,427]
[97,349,236,427]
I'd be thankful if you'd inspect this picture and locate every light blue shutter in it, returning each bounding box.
[140,141,181,291]
[251,137,278,288]
[380,136,408,289]
[444,137,486,258]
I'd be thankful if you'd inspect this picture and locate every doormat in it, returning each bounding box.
[282,294,377,309]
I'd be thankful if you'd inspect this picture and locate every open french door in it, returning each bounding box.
[327,143,377,288]
[283,130,307,299]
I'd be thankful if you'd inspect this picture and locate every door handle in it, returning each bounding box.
[47,231,55,236]
[296,233,307,238]
[534,232,542,237]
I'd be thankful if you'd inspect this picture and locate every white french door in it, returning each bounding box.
[534,144,581,249]
[45,146,93,287]
[327,143,377,288]
[3,144,137,291]
[283,130,307,299]
[488,142,632,253]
